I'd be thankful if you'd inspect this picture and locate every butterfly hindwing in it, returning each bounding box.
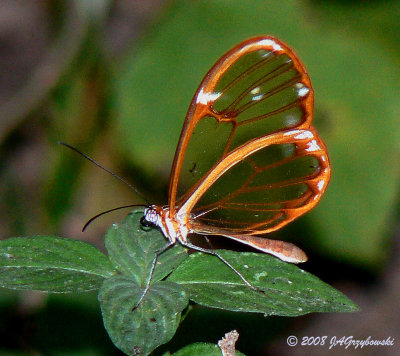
[185,128,330,235]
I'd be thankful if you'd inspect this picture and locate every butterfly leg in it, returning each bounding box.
[182,239,264,294]
[132,241,174,311]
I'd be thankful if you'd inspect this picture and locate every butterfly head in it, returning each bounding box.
[141,205,161,228]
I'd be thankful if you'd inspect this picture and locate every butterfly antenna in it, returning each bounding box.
[82,204,148,231]
[58,141,149,204]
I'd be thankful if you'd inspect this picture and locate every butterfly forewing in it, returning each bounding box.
[169,37,314,211]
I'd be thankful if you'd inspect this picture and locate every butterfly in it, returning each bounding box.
[62,36,330,307]
[132,36,331,306]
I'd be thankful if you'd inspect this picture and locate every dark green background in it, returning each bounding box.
[0,0,399,355]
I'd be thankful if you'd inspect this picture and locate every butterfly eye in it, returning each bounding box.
[140,216,153,229]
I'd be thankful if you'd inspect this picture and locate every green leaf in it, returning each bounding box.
[0,236,115,292]
[171,342,246,356]
[99,276,188,356]
[169,251,359,316]
[105,210,188,286]
[100,211,190,354]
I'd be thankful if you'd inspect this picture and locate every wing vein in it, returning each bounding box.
[235,74,301,115]
[218,52,278,95]
[237,99,302,126]
[221,62,294,115]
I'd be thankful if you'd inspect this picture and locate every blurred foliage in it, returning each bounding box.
[1,0,400,354]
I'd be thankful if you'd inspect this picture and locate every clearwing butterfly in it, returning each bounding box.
[139,36,330,306]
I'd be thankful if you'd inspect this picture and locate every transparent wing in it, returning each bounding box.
[182,129,330,235]
[168,36,314,213]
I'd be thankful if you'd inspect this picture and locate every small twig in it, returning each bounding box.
[218,330,239,356]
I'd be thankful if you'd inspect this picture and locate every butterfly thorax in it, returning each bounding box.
[143,205,190,245]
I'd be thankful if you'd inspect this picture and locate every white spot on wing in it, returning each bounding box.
[294,131,314,140]
[196,88,221,105]
[258,38,283,52]
[250,87,260,95]
[306,139,321,152]
[295,83,310,97]
[283,129,301,136]
[252,94,263,101]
